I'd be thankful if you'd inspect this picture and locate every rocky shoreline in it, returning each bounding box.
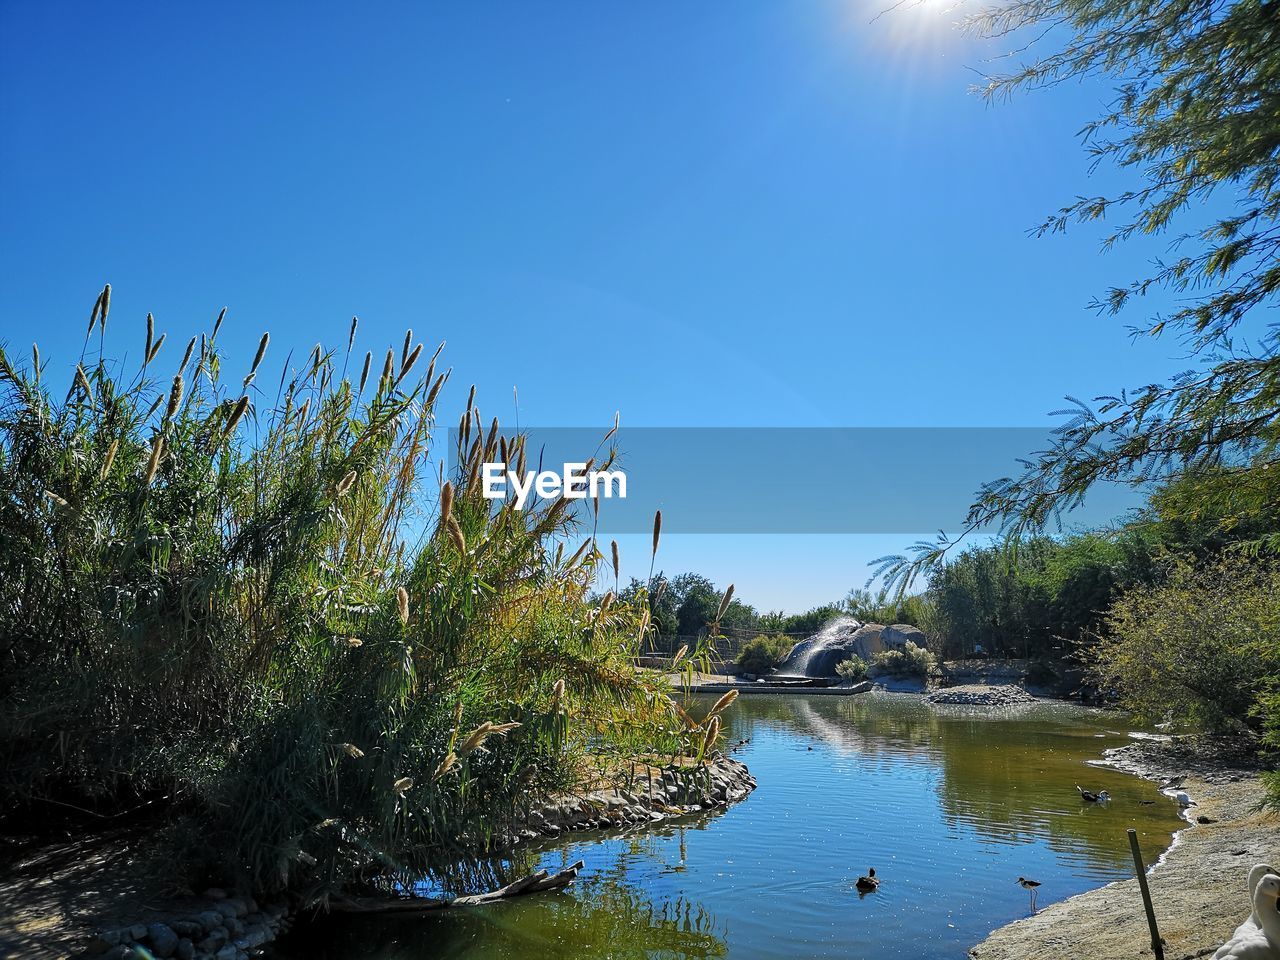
[510,753,756,844]
[970,737,1280,960]
[3,754,754,960]
[80,893,289,960]
[925,684,1037,706]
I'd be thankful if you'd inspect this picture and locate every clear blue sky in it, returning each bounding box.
[0,1,1195,612]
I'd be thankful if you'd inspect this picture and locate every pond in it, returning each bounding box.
[275,692,1185,959]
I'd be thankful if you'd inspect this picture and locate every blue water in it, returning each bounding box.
[275,692,1184,959]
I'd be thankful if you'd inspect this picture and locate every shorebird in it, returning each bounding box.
[1076,785,1111,803]
[855,868,879,893]
[1016,877,1042,912]
[1173,790,1196,807]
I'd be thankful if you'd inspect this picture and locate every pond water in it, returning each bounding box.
[275,692,1185,960]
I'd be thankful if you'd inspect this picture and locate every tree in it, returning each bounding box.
[877,0,1280,590]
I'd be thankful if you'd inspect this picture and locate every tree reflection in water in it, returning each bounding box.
[278,842,726,960]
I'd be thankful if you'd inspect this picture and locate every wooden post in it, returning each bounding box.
[1127,828,1164,960]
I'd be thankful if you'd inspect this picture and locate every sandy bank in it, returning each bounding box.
[970,738,1280,960]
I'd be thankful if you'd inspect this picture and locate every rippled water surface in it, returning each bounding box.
[276,692,1184,960]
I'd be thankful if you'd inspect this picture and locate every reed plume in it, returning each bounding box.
[347,316,358,351]
[671,644,688,667]
[179,336,197,372]
[401,329,413,366]
[394,343,422,388]
[358,351,372,393]
[147,333,166,363]
[250,332,270,376]
[425,370,446,407]
[101,439,119,480]
[144,435,165,485]
[652,510,662,557]
[396,586,410,624]
[341,743,365,759]
[212,307,226,340]
[392,777,414,795]
[73,364,92,399]
[164,374,184,421]
[706,689,738,721]
[144,314,154,361]
[439,481,454,526]
[457,721,521,758]
[225,395,250,436]
[550,679,565,713]
[446,516,466,554]
[611,540,620,582]
[431,752,459,782]
[715,584,735,622]
[335,470,357,496]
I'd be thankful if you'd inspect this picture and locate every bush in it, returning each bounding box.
[835,656,868,681]
[735,634,793,674]
[869,642,937,679]
[1089,556,1280,734]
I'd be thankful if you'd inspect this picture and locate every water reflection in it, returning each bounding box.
[282,863,727,960]
[274,692,1183,960]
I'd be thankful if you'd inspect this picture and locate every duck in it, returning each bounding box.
[1076,785,1111,803]
[1213,873,1280,959]
[1016,877,1042,912]
[1174,790,1196,807]
[855,868,879,892]
[1247,864,1280,927]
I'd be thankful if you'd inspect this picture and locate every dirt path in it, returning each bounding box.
[970,738,1280,960]
[0,824,187,959]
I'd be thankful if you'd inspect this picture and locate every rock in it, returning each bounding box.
[130,924,148,941]
[171,920,202,938]
[204,888,228,900]
[147,922,180,958]
[85,931,125,954]
[214,945,237,960]
[773,619,885,680]
[926,684,1036,706]
[197,911,224,933]
[176,939,196,960]
[197,929,228,952]
[882,623,927,649]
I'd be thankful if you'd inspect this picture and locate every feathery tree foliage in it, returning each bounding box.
[878,0,1280,588]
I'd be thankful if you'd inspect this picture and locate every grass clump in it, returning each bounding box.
[835,656,868,681]
[0,288,715,900]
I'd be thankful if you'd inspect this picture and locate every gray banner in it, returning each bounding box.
[446,427,1145,534]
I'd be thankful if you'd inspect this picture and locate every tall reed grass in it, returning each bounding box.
[0,288,710,900]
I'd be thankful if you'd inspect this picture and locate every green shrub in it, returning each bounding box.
[869,642,937,679]
[735,634,793,674]
[835,657,868,681]
[1089,556,1280,734]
